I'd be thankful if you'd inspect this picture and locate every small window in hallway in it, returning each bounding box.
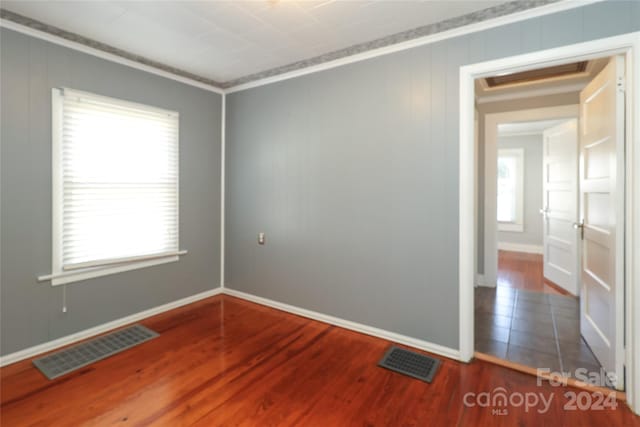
[497,148,524,231]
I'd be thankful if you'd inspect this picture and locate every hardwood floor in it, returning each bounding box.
[498,250,572,296]
[2,295,638,426]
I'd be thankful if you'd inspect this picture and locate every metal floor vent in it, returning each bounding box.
[378,346,441,383]
[33,324,159,380]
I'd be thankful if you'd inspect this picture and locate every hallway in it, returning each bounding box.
[496,250,571,296]
[475,251,604,384]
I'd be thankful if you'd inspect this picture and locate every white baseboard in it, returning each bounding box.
[223,288,461,361]
[498,242,544,254]
[475,274,497,288]
[1,285,461,368]
[0,287,222,367]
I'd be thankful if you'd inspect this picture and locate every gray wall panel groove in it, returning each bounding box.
[0,28,222,356]
[225,0,640,350]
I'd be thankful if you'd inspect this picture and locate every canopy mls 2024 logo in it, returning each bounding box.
[462,368,618,415]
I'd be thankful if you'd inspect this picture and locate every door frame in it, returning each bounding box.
[481,105,579,289]
[458,32,640,414]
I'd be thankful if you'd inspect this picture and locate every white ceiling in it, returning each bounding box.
[2,0,504,83]
[498,119,568,136]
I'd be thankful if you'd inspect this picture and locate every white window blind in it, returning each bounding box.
[53,88,179,276]
[497,156,517,222]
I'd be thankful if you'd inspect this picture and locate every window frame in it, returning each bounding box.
[496,147,524,232]
[50,88,181,286]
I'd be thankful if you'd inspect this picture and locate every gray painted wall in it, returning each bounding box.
[226,0,640,350]
[0,28,222,356]
[497,134,543,247]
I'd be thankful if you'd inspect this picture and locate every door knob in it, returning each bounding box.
[573,219,585,239]
[539,207,549,217]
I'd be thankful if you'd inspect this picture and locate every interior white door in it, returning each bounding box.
[579,55,625,390]
[542,119,579,295]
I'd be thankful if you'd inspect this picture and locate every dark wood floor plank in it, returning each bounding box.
[1,294,638,426]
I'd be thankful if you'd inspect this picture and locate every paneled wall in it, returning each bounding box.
[0,28,222,356]
[226,1,640,349]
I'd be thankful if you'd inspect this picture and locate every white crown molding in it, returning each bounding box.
[1,1,602,95]
[0,287,222,367]
[223,288,461,361]
[0,19,225,95]
[225,0,602,94]
[498,130,545,137]
[477,82,585,104]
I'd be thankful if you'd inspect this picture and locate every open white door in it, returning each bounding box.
[579,56,625,390]
[542,120,579,295]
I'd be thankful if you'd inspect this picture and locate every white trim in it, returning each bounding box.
[497,130,545,137]
[0,19,224,95]
[220,94,226,289]
[223,288,461,361]
[627,34,640,416]
[38,254,184,283]
[62,250,188,271]
[49,87,182,287]
[51,88,63,284]
[459,53,476,362]
[477,82,585,104]
[460,32,640,414]
[0,1,600,95]
[484,105,579,289]
[498,223,524,232]
[0,288,223,367]
[226,0,601,94]
[475,274,490,287]
[497,242,544,254]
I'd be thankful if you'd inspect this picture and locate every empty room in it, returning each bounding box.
[1,0,640,425]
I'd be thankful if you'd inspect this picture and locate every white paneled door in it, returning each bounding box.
[542,119,579,295]
[579,55,625,390]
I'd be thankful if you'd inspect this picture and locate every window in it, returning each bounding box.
[50,88,181,285]
[497,148,524,232]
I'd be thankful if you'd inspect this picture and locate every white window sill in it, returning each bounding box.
[39,254,182,286]
[498,222,524,232]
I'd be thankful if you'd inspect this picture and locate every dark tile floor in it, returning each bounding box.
[475,286,602,379]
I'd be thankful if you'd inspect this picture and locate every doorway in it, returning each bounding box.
[458,32,640,414]
[477,55,622,388]
[476,104,605,382]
